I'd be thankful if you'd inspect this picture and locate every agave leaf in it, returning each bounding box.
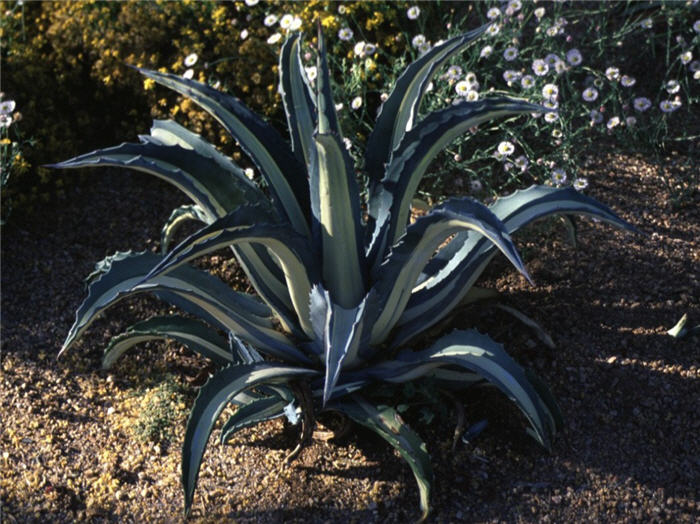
[494,304,556,350]
[333,395,432,522]
[144,119,263,211]
[145,207,318,339]
[368,98,543,265]
[220,394,289,444]
[315,27,341,136]
[61,251,309,363]
[363,329,558,448]
[312,133,366,307]
[370,197,531,345]
[396,185,637,346]
[182,364,318,515]
[365,25,490,185]
[308,285,369,406]
[135,67,310,236]
[50,139,269,221]
[102,315,231,369]
[161,204,210,254]
[280,33,317,166]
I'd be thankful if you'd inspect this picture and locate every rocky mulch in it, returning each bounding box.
[1,146,698,523]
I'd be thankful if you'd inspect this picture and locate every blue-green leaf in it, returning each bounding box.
[395,185,637,346]
[312,133,366,307]
[50,138,269,221]
[145,206,318,339]
[161,204,210,255]
[135,67,310,236]
[363,329,558,449]
[368,98,542,266]
[332,395,433,522]
[370,197,530,345]
[279,33,317,166]
[220,395,289,445]
[183,364,318,515]
[365,25,490,185]
[103,315,231,369]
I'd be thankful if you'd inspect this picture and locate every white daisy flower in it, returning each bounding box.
[244,0,259,5]
[544,111,559,123]
[640,18,653,29]
[542,83,558,100]
[290,16,302,31]
[351,96,363,110]
[665,80,680,94]
[680,51,693,65]
[605,67,620,81]
[534,7,545,20]
[544,53,560,66]
[183,69,194,79]
[486,24,500,36]
[343,137,353,150]
[626,116,637,127]
[380,92,389,102]
[184,53,198,67]
[364,43,377,56]
[279,14,294,30]
[304,66,317,82]
[244,168,255,180]
[503,47,519,61]
[446,65,463,81]
[543,99,559,110]
[606,116,620,129]
[503,70,521,84]
[573,178,589,190]
[480,45,493,58]
[264,14,278,27]
[0,114,12,129]
[267,33,282,44]
[335,103,343,111]
[633,97,651,112]
[590,110,603,124]
[354,41,366,56]
[240,29,249,40]
[455,80,470,96]
[620,75,636,87]
[690,60,700,72]
[508,0,522,12]
[546,25,560,37]
[521,75,535,89]
[487,7,501,20]
[659,99,681,112]
[497,141,515,156]
[411,35,426,49]
[0,100,16,115]
[551,168,567,185]
[465,72,477,86]
[566,49,582,66]
[694,20,700,32]
[407,6,421,20]
[514,155,529,171]
[582,87,598,102]
[465,90,479,101]
[338,27,353,41]
[532,59,549,76]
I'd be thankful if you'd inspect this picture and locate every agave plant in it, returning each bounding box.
[53,26,634,520]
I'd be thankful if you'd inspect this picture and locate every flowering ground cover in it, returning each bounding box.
[1,1,699,522]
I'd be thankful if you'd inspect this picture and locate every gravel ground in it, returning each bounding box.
[1,146,698,523]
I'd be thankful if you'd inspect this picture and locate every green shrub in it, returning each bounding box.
[56,25,636,520]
